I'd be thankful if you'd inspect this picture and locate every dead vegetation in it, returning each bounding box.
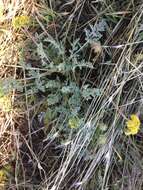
[0,0,143,189]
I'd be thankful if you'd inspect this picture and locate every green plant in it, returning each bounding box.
[22,35,102,135]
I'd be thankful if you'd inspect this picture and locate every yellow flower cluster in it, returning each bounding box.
[0,95,12,112]
[0,169,7,186]
[12,15,31,29]
[0,164,12,187]
[125,114,141,136]
[68,117,80,129]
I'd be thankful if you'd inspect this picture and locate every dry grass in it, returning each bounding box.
[0,0,143,189]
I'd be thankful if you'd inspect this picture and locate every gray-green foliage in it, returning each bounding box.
[0,78,23,97]
[85,19,107,43]
[23,33,102,130]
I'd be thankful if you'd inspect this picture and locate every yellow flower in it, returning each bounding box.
[68,117,80,129]
[0,95,12,112]
[0,169,7,186]
[125,114,141,136]
[0,2,4,18]
[0,164,12,186]
[12,15,31,29]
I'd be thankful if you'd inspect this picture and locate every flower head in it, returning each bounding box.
[68,117,80,129]
[12,15,31,29]
[125,114,141,136]
[0,95,12,112]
